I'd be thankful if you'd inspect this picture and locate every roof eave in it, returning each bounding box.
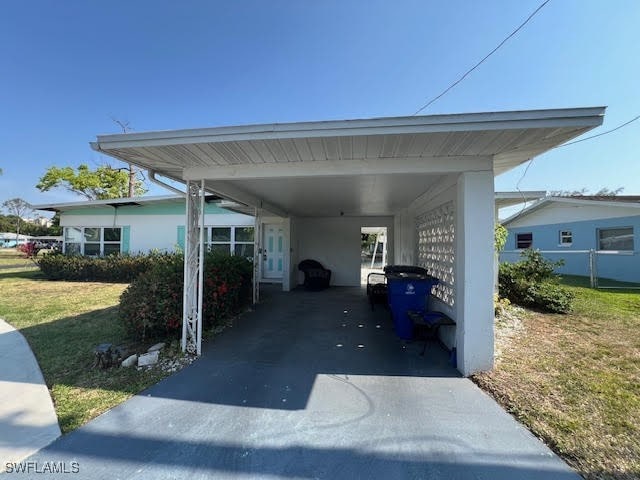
[92,107,606,150]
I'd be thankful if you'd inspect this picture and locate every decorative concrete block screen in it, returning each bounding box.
[416,201,455,307]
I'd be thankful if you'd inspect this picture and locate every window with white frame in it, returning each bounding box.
[559,230,572,246]
[516,232,533,249]
[597,227,634,251]
[64,227,122,255]
[205,226,254,259]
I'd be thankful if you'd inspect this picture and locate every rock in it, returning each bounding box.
[121,354,138,368]
[138,351,159,367]
[147,342,165,353]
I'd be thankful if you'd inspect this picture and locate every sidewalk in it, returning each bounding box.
[0,319,60,472]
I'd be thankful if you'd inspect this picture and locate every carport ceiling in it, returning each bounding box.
[91,107,605,217]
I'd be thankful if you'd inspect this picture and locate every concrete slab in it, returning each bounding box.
[0,319,61,472]
[18,287,579,479]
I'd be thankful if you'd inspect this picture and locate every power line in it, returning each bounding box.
[413,0,551,116]
[558,114,640,148]
[511,112,640,210]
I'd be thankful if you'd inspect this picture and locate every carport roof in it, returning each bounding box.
[90,107,604,217]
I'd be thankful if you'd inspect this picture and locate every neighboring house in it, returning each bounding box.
[500,196,640,283]
[82,107,604,375]
[34,195,255,258]
[0,232,33,247]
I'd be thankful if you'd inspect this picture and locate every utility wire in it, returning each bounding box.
[413,0,551,115]
[511,112,640,215]
[558,114,640,148]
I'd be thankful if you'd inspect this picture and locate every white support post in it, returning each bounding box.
[253,208,262,305]
[455,171,495,376]
[381,231,388,268]
[182,180,205,356]
[371,234,380,269]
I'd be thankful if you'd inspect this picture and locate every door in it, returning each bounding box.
[262,224,284,280]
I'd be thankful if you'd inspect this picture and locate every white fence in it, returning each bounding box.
[500,249,640,290]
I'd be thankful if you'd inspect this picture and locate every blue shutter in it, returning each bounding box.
[121,226,131,254]
[177,226,185,251]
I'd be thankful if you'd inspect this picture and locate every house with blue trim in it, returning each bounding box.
[500,196,640,283]
[34,195,255,258]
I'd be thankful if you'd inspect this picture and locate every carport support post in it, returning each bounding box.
[182,180,205,355]
[455,171,495,375]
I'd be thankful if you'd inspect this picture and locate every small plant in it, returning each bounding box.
[498,249,574,313]
[18,242,40,260]
[494,223,508,253]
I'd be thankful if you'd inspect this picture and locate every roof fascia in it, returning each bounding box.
[92,107,606,150]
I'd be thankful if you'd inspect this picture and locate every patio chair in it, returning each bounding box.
[298,259,331,290]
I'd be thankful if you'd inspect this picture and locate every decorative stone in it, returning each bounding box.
[137,351,159,367]
[121,354,138,368]
[147,342,165,353]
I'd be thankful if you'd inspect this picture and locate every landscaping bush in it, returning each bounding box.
[37,252,162,282]
[498,249,574,313]
[119,251,252,341]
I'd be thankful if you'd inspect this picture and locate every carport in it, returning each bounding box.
[91,107,604,376]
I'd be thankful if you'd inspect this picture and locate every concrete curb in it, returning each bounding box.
[0,319,61,472]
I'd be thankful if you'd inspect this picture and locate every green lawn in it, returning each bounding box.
[0,255,172,433]
[0,248,33,268]
[476,276,640,480]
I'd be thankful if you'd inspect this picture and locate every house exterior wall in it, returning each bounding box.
[294,216,394,287]
[60,203,253,254]
[501,214,640,283]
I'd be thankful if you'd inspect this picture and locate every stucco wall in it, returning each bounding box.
[294,216,394,286]
[502,214,640,283]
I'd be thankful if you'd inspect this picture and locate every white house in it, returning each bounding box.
[83,107,604,375]
[501,195,640,284]
[35,195,254,257]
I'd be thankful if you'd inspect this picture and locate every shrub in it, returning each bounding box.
[37,252,164,282]
[119,251,253,341]
[498,249,574,314]
[18,242,39,259]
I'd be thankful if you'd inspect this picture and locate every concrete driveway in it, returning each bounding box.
[18,286,579,479]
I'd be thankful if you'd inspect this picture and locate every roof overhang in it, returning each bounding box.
[495,191,547,210]
[90,107,605,217]
[502,196,640,226]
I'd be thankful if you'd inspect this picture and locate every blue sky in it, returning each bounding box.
[1,0,638,212]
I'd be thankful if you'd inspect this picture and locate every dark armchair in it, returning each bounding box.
[298,259,332,290]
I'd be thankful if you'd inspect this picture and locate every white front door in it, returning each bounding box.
[262,224,284,280]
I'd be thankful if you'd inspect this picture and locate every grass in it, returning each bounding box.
[0,249,173,433]
[476,275,640,480]
[0,247,34,269]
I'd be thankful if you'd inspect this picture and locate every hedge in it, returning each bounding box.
[37,252,167,282]
[118,251,252,341]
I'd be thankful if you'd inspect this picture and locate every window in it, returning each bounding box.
[598,227,634,251]
[559,230,572,246]
[64,227,122,256]
[516,232,533,249]
[204,226,254,260]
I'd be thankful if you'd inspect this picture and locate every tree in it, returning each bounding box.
[36,164,146,200]
[1,198,32,241]
[550,187,624,197]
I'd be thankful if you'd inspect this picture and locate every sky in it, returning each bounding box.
[1,0,638,217]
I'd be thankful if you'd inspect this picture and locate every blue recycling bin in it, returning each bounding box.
[386,271,439,339]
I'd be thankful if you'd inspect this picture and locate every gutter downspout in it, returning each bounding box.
[148,170,186,196]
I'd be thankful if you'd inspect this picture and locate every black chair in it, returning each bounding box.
[298,259,332,290]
